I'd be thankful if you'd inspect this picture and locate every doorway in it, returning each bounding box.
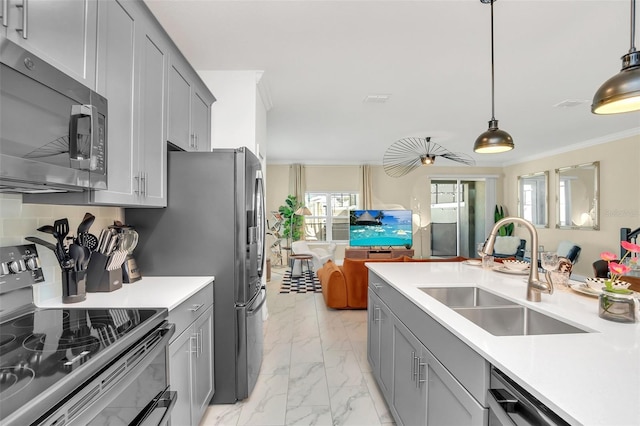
[430,178,492,258]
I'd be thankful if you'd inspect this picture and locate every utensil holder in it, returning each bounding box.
[62,269,86,303]
[86,252,122,292]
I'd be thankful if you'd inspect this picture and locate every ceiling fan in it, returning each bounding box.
[383,137,476,177]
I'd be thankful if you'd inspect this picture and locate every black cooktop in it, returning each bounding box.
[0,307,163,422]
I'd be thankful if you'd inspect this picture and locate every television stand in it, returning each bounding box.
[345,247,414,260]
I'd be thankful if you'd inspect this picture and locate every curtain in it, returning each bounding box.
[289,164,306,204]
[360,164,373,209]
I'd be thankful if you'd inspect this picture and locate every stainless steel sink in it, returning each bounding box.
[420,286,589,336]
[419,287,515,308]
[453,306,588,336]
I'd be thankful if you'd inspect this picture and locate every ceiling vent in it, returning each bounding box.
[553,99,590,108]
[363,94,391,103]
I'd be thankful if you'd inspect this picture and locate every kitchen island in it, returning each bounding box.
[366,262,640,426]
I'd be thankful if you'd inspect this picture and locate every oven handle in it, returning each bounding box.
[130,388,177,426]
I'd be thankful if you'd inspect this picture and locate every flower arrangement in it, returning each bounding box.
[599,241,640,293]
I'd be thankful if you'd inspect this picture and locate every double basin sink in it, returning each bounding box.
[420,287,588,336]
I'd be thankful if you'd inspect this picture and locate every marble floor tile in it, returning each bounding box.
[285,405,333,426]
[200,271,393,426]
[199,402,244,426]
[236,373,289,426]
[323,350,366,388]
[287,362,330,407]
[329,384,383,426]
[262,342,292,375]
[291,335,324,363]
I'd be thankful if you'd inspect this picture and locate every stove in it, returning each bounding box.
[0,245,174,425]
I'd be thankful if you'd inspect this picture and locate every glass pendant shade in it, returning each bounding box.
[592,52,640,114]
[473,119,514,153]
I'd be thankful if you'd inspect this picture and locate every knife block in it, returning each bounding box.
[86,252,122,292]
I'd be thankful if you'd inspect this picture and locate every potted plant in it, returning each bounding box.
[278,195,303,243]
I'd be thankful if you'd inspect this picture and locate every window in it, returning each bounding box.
[304,192,359,242]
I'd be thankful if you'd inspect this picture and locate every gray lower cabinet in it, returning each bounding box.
[169,283,215,426]
[368,273,487,426]
[367,289,393,396]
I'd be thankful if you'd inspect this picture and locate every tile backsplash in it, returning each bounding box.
[0,194,123,302]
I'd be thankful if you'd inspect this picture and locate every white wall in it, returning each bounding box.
[503,133,640,277]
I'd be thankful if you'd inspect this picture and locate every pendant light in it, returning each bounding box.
[474,0,514,154]
[592,0,640,114]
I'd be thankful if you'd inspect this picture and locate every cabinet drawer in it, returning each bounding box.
[169,283,214,340]
[369,272,392,297]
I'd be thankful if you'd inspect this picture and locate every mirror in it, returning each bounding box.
[555,161,599,230]
[518,171,548,228]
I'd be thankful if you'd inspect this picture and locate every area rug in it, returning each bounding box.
[280,269,322,293]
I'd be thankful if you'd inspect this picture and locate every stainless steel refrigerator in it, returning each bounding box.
[125,147,266,403]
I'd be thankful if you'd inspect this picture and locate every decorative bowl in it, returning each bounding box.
[502,260,530,271]
[585,277,631,292]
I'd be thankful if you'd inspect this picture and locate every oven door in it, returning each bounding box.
[39,322,176,426]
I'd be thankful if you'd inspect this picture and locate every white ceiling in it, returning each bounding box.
[144,0,640,168]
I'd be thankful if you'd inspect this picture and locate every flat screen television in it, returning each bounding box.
[349,209,413,248]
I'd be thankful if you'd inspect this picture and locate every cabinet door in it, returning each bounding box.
[191,90,210,152]
[6,0,97,87]
[425,349,487,426]
[392,320,427,426]
[367,290,382,371]
[169,328,194,426]
[168,61,191,150]
[92,0,138,205]
[192,306,214,421]
[379,299,394,395]
[368,289,392,397]
[136,19,167,207]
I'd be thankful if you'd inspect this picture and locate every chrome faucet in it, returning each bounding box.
[481,216,552,302]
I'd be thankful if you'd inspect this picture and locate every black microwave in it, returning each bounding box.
[0,37,107,193]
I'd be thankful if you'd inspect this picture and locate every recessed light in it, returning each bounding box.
[363,94,391,103]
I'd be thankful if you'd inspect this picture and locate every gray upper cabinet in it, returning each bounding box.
[92,0,167,207]
[1,0,98,88]
[168,55,214,152]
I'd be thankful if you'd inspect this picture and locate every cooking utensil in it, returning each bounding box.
[80,233,99,251]
[69,244,85,272]
[77,212,95,234]
[37,225,56,235]
[54,218,70,240]
[54,218,70,261]
[25,236,57,253]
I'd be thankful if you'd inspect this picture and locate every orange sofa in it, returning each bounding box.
[317,256,467,309]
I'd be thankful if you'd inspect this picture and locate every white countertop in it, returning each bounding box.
[36,276,214,311]
[366,262,640,426]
